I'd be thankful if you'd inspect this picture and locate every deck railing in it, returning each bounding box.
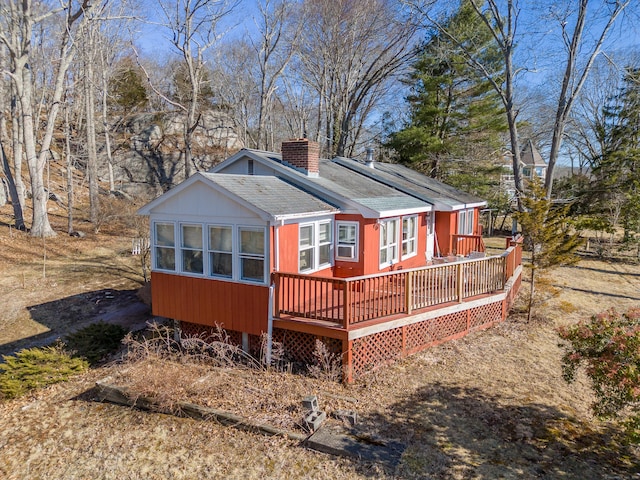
[452,234,486,256]
[273,243,522,329]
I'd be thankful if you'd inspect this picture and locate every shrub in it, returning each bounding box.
[64,321,128,365]
[0,346,89,400]
[558,308,640,442]
[308,339,342,382]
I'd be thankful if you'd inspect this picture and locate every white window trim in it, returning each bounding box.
[379,218,399,269]
[335,221,359,262]
[208,224,234,279]
[457,209,474,235]
[298,219,333,273]
[180,223,205,275]
[238,225,267,284]
[152,221,176,272]
[401,215,418,260]
[151,220,268,284]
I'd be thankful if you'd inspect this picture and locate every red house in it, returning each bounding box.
[138,139,522,381]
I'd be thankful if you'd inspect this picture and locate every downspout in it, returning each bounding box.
[267,219,284,366]
[267,283,274,366]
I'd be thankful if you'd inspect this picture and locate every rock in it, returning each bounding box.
[69,230,86,238]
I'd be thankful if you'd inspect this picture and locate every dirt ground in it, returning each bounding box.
[1,203,639,479]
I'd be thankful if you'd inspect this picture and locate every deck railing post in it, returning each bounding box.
[343,280,350,329]
[272,273,280,317]
[406,271,413,314]
[457,263,464,302]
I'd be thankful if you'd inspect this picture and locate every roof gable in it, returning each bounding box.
[138,172,338,222]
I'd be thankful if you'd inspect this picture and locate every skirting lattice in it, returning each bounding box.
[178,275,522,382]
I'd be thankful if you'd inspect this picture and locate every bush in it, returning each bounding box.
[558,308,640,442]
[0,346,89,400]
[64,321,128,365]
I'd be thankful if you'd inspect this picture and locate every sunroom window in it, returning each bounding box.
[181,224,203,274]
[209,225,233,278]
[402,215,417,258]
[299,224,314,272]
[154,222,175,271]
[239,227,265,282]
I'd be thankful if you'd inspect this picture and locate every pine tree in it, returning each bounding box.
[515,179,583,322]
[594,67,640,248]
[387,0,506,182]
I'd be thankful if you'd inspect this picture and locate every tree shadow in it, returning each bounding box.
[356,383,637,479]
[0,288,151,357]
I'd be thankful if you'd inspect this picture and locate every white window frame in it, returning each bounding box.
[336,221,359,262]
[379,218,399,268]
[180,223,205,275]
[401,215,418,260]
[457,209,474,235]
[152,221,176,272]
[298,219,333,273]
[208,224,233,279]
[238,226,267,284]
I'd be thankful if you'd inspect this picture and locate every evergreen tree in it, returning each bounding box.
[387,0,506,181]
[594,67,640,247]
[108,59,149,114]
[515,179,583,322]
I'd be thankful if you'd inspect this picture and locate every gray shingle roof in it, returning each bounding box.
[245,150,431,215]
[200,172,338,219]
[332,157,486,210]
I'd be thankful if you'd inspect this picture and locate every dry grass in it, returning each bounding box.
[1,188,639,478]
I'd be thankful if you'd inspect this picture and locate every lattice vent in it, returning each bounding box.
[351,328,403,376]
[469,301,503,329]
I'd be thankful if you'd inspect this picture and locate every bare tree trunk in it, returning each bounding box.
[100,52,115,192]
[64,105,74,234]
[84,40,100,225]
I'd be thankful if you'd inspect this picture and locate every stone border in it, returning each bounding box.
[95,377,307,442]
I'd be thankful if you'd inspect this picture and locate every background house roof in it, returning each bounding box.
[332,157,486,210]
[520,140,547,167]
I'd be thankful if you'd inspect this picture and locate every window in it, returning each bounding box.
[402,215,417,258]
[458,209,474,235]
[379,218,399,267]
[239,227,265,282]
[299,224,314,272]
[299,220,332,273]
[154,222,175,271]
[181,224,203,274]
[209,225,233,278]
[336,222,358,260]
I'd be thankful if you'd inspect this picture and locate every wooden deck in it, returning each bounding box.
[272,242,521,330]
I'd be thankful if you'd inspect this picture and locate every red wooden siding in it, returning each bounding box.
[152,272,269,336]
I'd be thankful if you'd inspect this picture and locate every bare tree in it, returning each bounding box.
[298,0,418,157]
[252,0,302,150]
[544,0,631,197]
[155,0,239,178]
[0,0,103,237]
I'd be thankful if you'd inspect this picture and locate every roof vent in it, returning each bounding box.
[366,147,375,168]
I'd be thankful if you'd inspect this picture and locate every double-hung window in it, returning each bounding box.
[458,209,474,235]
[299,220,332,273]
[402,215,417,258]
[239,227,265,282]
[209,225,233,278]
[154,222,176,271]
[379,218,399,267]
[336,222,358,261]
[181,224,204,274]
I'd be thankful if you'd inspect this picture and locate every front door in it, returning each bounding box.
[425,212,435,261]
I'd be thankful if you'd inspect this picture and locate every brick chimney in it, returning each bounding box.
[281,139,319,177]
